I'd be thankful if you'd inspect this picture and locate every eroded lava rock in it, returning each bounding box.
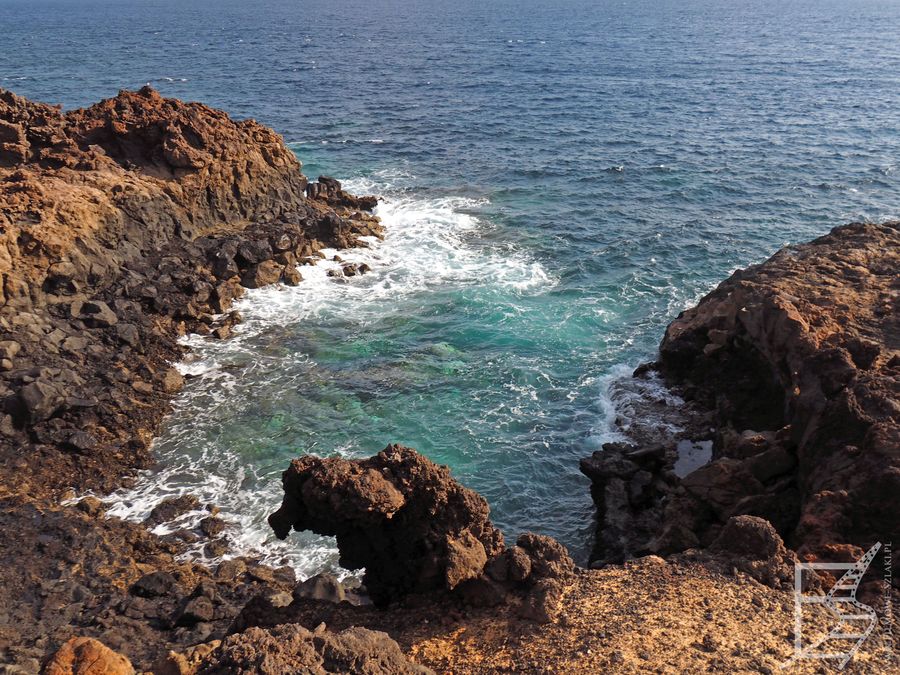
[583,222,899,577]
[269,444,505,606]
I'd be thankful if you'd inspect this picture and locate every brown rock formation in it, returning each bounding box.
[660,222,899,565]
[265,444,575,625]
[0,88,381,672]
[41,637,134,675]
[0,87,381,497]
[269,444,506,607]
[583,222,899,576]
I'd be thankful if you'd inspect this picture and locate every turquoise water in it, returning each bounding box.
[4,0,900,570]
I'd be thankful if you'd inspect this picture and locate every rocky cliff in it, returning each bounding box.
[582,222,899,579]
[0,88,390,673]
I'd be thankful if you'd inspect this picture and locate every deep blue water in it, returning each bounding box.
[4,0,900,570]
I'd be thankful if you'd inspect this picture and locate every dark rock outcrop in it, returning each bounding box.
[579,442,680,564]
[0,87,381,498]
[659,222,899,569]
[269,444,505,607]
[266,444,575,623]
[709,515,798,589]
[583,222,899,577]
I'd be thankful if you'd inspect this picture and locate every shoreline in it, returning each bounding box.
[1,87,897,673]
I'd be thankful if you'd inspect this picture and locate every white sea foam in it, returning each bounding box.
[102,170,555,575]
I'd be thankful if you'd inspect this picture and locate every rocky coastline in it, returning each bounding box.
[1,88,897,673]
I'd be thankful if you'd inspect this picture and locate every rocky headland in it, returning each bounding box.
[580,223,899,583]
[0,88,896,674]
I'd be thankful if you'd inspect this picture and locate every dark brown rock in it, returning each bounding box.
[657,222,899,569]
[42,636,134,675]
[710,515,798,588]
[293,573,346,604]
[130,571,178,598]
[145,494,201,527]
[268,444,504,606]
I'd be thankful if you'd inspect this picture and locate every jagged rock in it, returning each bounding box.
[116,323,140,348]
[268,444,504,606]
[76,300,118,327]
[199,516,226,537]
[18,380,66,423]
[580,442,678,565]
[657,222,900,568]
[177,596,215,626]
[241,260,282,289]
[0,87,385,671]
[67,431,97,452]
[710,515,798,588]
[235,240,274,267]
[42,637,134,675]
[516,533,575,581]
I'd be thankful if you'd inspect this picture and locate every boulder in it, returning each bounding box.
[145,494,201,527]
[42,637,134,675]
[268,444,504,606]
[711,515,798,588]
[130,571,178,598]
[76,300,118,327]
[199,516,225,537]
[18,380,66,423]
[293,573,346,604]
[241,260,282,289]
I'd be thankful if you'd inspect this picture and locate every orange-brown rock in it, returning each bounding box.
[269,444,506,607]
[41,637,134,675]
[0,88,381,673]
[655,222,899,569]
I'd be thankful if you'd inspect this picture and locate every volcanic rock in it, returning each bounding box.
[130,570,179,598]
[710,515,798,589]
[584,222,899,574]
[42,637,134,675]
[268,444,505,606]
[196,624,431,675]
[657,222,899,569]
[145,494,201,527]
[293,573,347,604]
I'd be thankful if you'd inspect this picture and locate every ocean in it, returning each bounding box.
[3,0,900,572]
